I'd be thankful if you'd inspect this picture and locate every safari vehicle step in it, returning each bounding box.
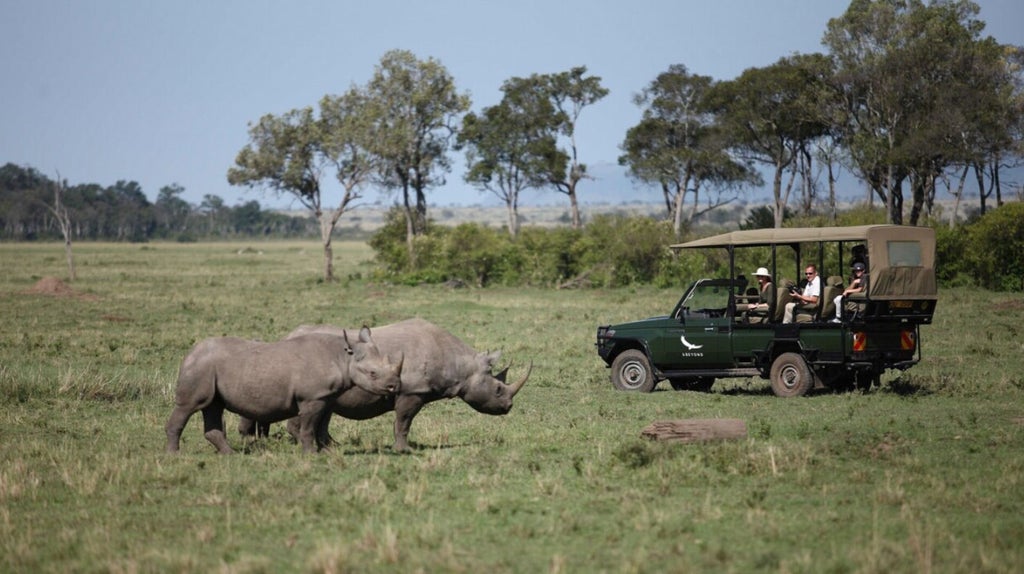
[595,225,936,397]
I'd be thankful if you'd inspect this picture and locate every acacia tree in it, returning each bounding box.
[228,93,375,281]
[619,64,756,237]
[458,76,564,238]
[363,50,470,262]
[544,67,609,229]
[707,53,833,228]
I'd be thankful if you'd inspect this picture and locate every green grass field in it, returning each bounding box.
[1,241,1022,573]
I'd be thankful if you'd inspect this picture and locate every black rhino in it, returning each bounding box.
[239,318,530,452]
[165,327,402,454]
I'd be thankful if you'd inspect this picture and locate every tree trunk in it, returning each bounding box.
[568,189,581,229]
[318,212,335,282]
[401,185,416,269]
[949,165,969,228]
[63,235,76,281]
[672,173,690,238]
[506,193,519,239]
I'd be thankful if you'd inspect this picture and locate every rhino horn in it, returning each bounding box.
[508,361,532,397]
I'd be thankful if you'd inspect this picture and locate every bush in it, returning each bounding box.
[576,214,676,287]
[965,202,1024,291]
[367,213,696,288]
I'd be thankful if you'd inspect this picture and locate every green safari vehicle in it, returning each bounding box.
[595,225,937,396]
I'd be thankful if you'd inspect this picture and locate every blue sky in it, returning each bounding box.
[2,0,1022,210]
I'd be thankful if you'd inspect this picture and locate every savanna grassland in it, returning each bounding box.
[1,241,1022,574]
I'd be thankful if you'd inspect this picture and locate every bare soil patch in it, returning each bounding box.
[993,299,1024,311]
[22,276,99,301]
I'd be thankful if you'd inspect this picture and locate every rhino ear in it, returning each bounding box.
[359,325,373,344]
[478,350,502,370]
[341,329,354,355]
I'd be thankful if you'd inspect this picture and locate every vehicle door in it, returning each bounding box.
[651,280,734,369]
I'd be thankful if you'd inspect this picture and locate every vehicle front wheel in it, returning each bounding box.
[610,350,657,392]
[769,352,814,397]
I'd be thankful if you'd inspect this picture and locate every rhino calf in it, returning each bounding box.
[239,319,530,452]
[165,327,401,454]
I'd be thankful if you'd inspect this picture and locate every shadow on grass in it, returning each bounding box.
[882,376,934,396]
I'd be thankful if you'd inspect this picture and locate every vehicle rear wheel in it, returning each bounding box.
[610,350,657,392]
[769,352,814,397]
[669,377,715,392]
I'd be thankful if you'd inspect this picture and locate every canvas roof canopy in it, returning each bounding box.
[671,225,937,299]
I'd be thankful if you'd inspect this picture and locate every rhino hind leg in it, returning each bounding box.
[165,405,194,453]
[201,403,234,454]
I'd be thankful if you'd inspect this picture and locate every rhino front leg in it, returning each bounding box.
[392,394,427,452]
[165,405,194,453]
[201,403,234,454]
[296,400,330,453]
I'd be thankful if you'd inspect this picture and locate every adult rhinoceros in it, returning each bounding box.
[165,327,402,454]
[238,318,531,452]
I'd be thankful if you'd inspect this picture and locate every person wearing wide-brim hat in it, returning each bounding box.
[749,268,770,313]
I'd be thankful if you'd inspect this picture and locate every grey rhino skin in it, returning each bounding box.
[238,318,530,452]
[165,327,402,454]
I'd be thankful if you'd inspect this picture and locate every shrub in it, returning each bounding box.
[965,202,1024,291]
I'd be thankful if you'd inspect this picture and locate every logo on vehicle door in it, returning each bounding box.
[680,336,703,351]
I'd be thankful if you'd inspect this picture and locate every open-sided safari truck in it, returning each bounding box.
[595,225,937,396]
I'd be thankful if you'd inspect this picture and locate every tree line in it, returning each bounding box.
[0,163,317,241]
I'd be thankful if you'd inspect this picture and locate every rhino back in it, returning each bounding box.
[289,319,486,396]
[211,335,349,419]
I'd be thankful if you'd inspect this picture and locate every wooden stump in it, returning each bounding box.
[641,419,747,443]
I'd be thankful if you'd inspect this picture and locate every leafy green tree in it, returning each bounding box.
[707,54,833,228]
[544,67,609,229]
[155,183,192,237]
[363,49,470,263]
[106,180,152,241]
[199,194,226,236]
[228,92,374,281]
[458,77,563,238]
[823,0,1022,224]
[620,64,757,237]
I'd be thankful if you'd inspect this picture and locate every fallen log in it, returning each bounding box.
[641,419,747,443]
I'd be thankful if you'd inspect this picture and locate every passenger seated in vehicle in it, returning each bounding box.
[783,265,820,323]
[831,262,866,322]
[739,267,774,323]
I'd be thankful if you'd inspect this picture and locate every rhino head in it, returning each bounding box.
[458,351,531,415]
[344,326,403,396]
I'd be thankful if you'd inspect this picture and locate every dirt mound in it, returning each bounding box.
[23,277,98,300]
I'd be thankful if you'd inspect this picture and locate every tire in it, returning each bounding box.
[669,377,715,392]
[769,352,814,397]
[610,349,657,392]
